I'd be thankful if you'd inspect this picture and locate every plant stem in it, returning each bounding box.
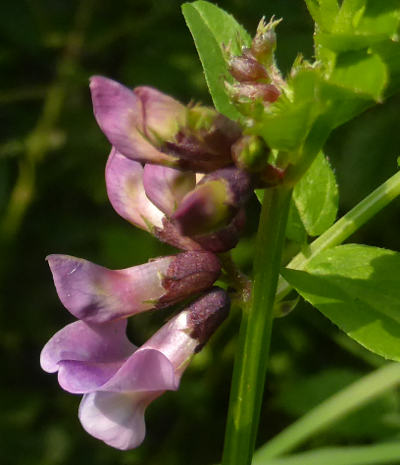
[252,362,400,462]
[222,186,292,465]
[253,442,400,465]
[276,169,400,301]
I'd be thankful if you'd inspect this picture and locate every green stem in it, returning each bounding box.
[252,363,400,462]
[277,169,400,301]
[222,186,292,465]
[253,442,400,465]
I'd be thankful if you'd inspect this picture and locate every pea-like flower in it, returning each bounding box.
[41,287,230,450]
[106,147,248,252]
[47,251,221,323]
[90,76,242,173]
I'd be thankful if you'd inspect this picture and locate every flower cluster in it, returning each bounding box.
[41,75,260,450]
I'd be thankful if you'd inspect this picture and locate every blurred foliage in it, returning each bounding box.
[1,1,400,464]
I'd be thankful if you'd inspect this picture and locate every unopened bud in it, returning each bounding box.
[194,209,246,253]
[227,82,280,104]
[232,135,270,172]
[229,55,268,82]
[251,17,279,66]
[172,167,252,236]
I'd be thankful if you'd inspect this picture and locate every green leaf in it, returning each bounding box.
[182,1,251,120]
[254,69,323,152]
[286,200,307,243]
[315,1,400,53]
[293,152,338,236]
[254,443,400,465]
[330,51,387,100]
[283,244,400,361]
[305,0,339,32]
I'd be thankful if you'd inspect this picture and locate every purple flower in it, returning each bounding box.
[90,76,186,167]
[47,251,221,323]
[90,76,242,173]
[106,147,246,252]
[172,166,252,236]
[41,288,230,450]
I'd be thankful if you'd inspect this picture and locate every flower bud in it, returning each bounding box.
[229,55,268,82]
[193,209,246,253]
[232,134,270,172]
[142,164,196,217]
[251,17,279,66]
[172,167,252,236]
[227,82,280,104]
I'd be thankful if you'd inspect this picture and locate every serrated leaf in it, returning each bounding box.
[182,1,251,120]
[293,152,338,237]
[283,244,400,361]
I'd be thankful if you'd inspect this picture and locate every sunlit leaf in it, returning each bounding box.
[283,244,400,361]
[182,1,251,120]
[293,152,338,237]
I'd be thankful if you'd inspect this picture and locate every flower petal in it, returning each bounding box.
[106,148,164,230]
[142,164,196,217]
[134,86,187,144]
[40,319,135,374]
[79,390,160,450]
[90,76,174,165]
[58,360,126,394]
[47,254,172,322]
[102,348,179,392]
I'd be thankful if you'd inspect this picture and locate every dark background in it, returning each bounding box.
[2,1,400,464]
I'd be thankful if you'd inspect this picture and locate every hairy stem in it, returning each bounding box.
[222,186,292,465]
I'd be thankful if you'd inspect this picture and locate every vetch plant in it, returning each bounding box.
[40,1,400,464]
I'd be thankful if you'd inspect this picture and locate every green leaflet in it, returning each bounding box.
[283,244,400,361]
[181,1,251,120]
[293,152,338,237]
[260,153,338,241]
[286,201,307,243]
[309,0,400,53]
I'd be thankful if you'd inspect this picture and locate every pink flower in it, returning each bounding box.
[41,288,230,450]
[47,251,221,323]
[106,147,248,252]
[90,76,242,172]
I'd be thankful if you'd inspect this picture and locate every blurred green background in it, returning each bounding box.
[2,1,400,464]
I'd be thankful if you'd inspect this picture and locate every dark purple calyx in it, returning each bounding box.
[164,113,242,173]
[201,166,253,207]
[159,251,221,307]
[194,208,246,253]
[187,287,230,352]
[153,217,203,251]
